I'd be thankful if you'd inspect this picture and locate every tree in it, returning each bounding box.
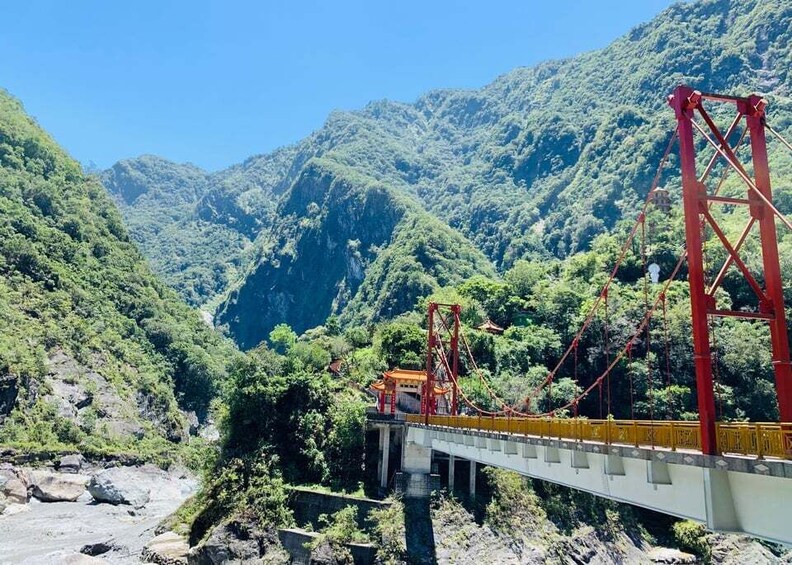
[269,323,297,354]
[376,321,425,369]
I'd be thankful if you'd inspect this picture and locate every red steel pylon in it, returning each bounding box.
[669,85,792,454]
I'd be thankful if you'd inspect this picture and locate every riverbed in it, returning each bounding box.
[0,465,197,564]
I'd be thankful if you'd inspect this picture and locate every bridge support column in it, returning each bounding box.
[448,455,455,491]
[703,468,738,532]
[402,428,432,474]
[469,460,476,495]
[379,426,390,489]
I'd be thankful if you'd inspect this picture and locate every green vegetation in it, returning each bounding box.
[0,89,238,458]
[215,158,496,348]
[183,328,372,542]
[3,0,792,558]
[101,156,256,307]
[369,499,407,564]
[672,520,711,561]
[308,506,370,561]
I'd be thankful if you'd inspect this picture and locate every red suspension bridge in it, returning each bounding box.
[399,86,792,461]
[370,87,792,543]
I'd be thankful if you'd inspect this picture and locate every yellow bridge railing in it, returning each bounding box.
[405,414,792,460]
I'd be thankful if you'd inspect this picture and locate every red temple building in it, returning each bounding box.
[370,369,449,415]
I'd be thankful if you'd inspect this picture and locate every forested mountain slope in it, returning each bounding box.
[0,90,238,456]
[102,0,792,349]
[216,158,495,348]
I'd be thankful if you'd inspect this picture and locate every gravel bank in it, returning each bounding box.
[0,464,197,564]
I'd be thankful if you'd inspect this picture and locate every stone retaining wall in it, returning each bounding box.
[277,528,377,565]
[287,487,390,530]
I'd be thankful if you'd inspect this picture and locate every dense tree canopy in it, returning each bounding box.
[0,89,238,455]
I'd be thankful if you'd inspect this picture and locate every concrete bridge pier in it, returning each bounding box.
[444,453,477,496]
[377,425,391,489]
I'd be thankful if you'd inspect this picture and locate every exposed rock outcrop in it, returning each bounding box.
[58,454,84,474]
[44,350,148,440]
[188,517,288,564]
[648,547,697,563]
[0,374,18,422]
[708,534,786,564]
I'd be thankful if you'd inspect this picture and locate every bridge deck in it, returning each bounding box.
[405,415,792,460]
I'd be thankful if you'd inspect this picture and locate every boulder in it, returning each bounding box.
[31,470,89,502]
[708,533,783,564]
[0,492,7,514]
[58,454,84,474]
[80,541,118,557]
[0,466,29,504]
[88,467,150,508]
[143,531,189,565]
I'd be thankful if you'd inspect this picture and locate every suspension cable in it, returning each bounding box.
[435,314,517,416]
[433,328,505,416]
[529,250,687,418]
[661,292,673,419]
[517,127,679,406]
[765,122,792,156]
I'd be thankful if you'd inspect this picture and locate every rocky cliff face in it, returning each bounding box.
[216,159,494,348]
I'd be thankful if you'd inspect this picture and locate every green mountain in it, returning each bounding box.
[217,158,496,348]
[101,0,792,350]
[0,90,238,456]
[101,146,309,308]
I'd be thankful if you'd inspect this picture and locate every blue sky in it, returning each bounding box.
[1,0,676,171]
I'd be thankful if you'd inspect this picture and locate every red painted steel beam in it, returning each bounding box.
[708,218,755,296]
[700,112,742,184]
[743,98,792,421]
[709,309,774,321]
[705,195,751,206]
[701,209,769,305]
[423,303,436,421]
[698,91,754,104]
[669,85,718,455]
[450,305,461,416]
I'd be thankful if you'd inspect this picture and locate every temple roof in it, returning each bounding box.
[370,368,449,395]
[383,368,427,382]
[370,380,448,395]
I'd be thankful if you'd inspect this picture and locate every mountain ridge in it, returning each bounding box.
[100,0,792,349]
